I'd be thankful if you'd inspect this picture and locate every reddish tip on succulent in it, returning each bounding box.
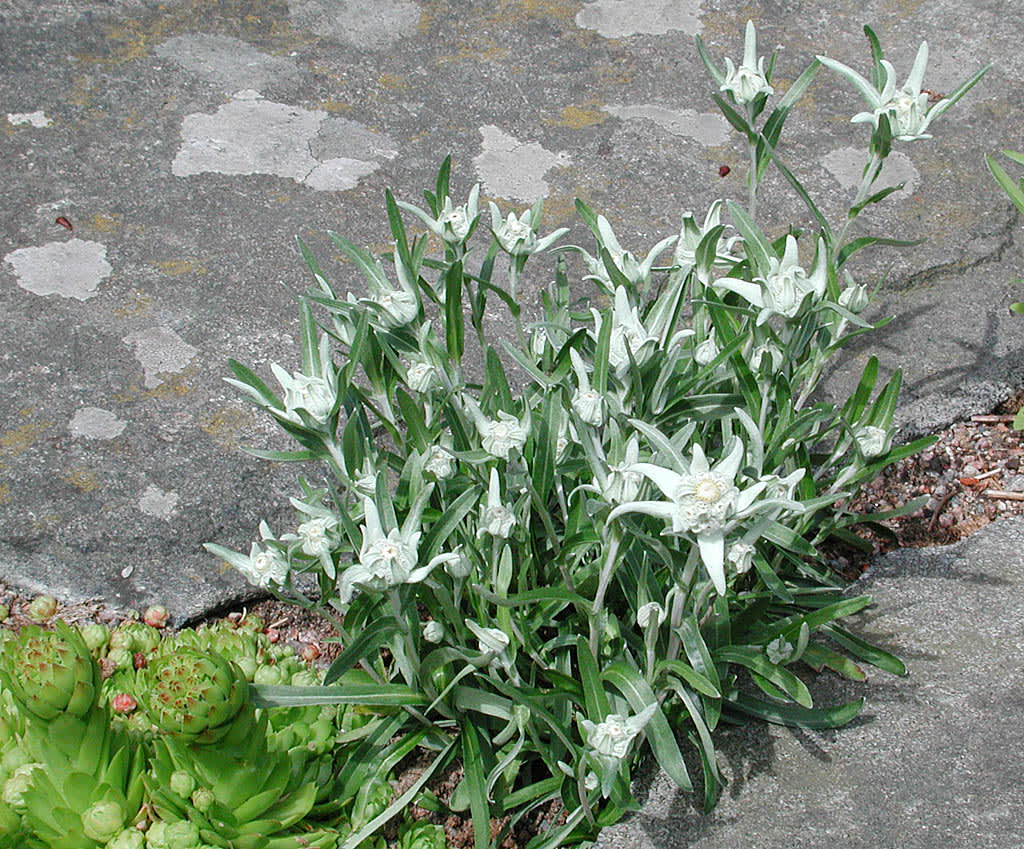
[133,652,148,670]
[111,693,138,714]
[143,605,169,628]
[27,595,58,622]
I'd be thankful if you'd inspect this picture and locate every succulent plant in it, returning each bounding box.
[26,596,57,623]
[133,649,247,745]
[397,820,449,849]
[0,620,100,722]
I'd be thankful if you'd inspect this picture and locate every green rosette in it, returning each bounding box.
[134,649,247,745]
[0,621,100,722]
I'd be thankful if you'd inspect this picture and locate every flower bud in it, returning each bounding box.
[2,764,38,810]
[79,623,110,655]
[169,770,196,798]
[191,787,216,813]
[422,620,444,644]
[107,828,145,849]
[111,693,138,714]
[694,337,719,366]
[635,602,666,629]
[27,595,57,622]
[81,800,125,843]
[838,283,870,314]
[856,425,889,459]
[143,605,170,628]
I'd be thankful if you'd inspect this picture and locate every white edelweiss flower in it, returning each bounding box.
[397,184,480,245]
[673,200,742,285]
[766,636,794,665]
[838,283,870,314]
[748,341,783,372]
[295,516,336,559]
[721,21,774,105]
[463,396,529,460]
[478,468,516,539]
[580,703,657,762]
[337,496,456,603]
[717,235,828,325]
[591,287,663,379]
[422,620,445,644]
[600,434,643,504]
[584,217,677,290]
[636,601,666,629]
[240,541,290,589]
[609,439,777,595]
[818,42,968,142]
[694,337,720,366]
[355,248,420,329]
[569,349,605,426]
[423,440,455,480]
[444,546,473,579]
[727,541,756,575]
[466,619,517,679]
[488,202,568,257]
[406,357,437,393]
[856,425,890,458]
[352,458,379,497]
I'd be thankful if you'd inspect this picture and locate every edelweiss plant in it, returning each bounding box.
[208,23,988,849]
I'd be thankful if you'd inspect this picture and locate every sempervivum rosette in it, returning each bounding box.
[0,621,100,722]
[135,649,247,745]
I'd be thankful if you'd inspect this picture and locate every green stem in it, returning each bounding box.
[589,532,622,657]
[835,150,883,251]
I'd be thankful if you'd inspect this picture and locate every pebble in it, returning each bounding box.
[962,463,981,477]
[1005,475,1024,493]
[938,513,956,528]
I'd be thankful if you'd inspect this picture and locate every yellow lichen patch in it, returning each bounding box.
[63,468,100,493]
[316,100,353,114]
[547,105,608,129]
[0,484,10,504]
[66,76,96,108]
[154,259,207,277]
[200,407,254,450]
[535,194,577,230]
[91,213,123,234]
[0,421,53,457]
[378,73,409,91]
[112,291,152,318]
[112,368,197,403]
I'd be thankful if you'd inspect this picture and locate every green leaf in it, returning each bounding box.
[602,662,692,791]
[801,642,867,681]
[227,359,284,410]
[713,646,812,708]
[445,260,465,361]
[592,304,613,395]
[821,623,907,676]
[421,485,481,562]
[576,637,609,719]
[250,682,427,708]
[987,154,1024,215]
[461,720,492,849]
[725,201,771,277]
[323,619,402,685]
[729,692,863,729]
[655,659,720,699]
[837,235,924,267]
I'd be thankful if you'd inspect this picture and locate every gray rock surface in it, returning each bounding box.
[0,4,1021,628]
[597,516,1024,849]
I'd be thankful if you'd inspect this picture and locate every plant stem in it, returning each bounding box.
[589,532,622,657]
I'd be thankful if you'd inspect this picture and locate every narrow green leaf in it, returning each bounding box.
[987,154,1024,215]
[445,260,465,361]
[714,646,813,708]
[725,200,771,277]
[821,623,907,676]
[729,692,863,729]
[576,637,609,719]
[602,662,692,791]
[592,305,613,395]
[801,642,867,681]
[323,619,401,685]
[250,683,427,707]
[461,720,492,849]
[227,359,284,409]
[655,659,720,698]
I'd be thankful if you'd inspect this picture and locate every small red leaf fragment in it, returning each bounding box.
[718,165,730,177]
[56,216,73,231]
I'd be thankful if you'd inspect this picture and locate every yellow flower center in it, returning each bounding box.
[693,478,721,502]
